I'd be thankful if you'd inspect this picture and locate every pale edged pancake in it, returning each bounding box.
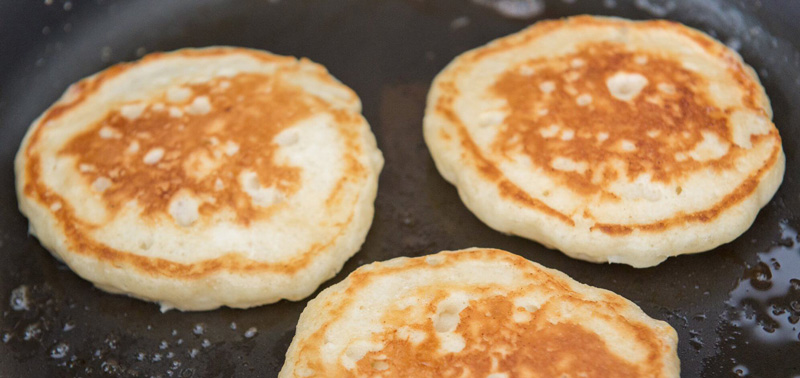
[424,16,785,267]
[15,47,384,311]
[279,248,679,377]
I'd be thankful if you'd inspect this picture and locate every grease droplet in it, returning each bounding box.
[101,359,119,374]
[192,324,205,335]
[471,0,545,19]
[24,323,42,340]
[733,364,749,376]
[10,285,30,311]
[50,343,69,359]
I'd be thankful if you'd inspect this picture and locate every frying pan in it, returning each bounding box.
[1,0,798,376]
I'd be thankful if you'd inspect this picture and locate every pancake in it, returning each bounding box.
[15,47,384,311]
[424,16,785,267]
[279,248,680,377]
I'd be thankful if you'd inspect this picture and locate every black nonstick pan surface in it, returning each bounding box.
[1,0,799,376]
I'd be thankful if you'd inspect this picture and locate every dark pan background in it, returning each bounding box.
[1,0,799,376]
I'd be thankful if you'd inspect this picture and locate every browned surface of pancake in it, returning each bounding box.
[60,73,304,224]
[351,295,652,377]
[493,42,755,194]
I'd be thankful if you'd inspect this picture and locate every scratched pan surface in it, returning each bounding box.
[0,0,799,376]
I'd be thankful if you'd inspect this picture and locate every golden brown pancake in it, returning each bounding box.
[279,248,680,377]
[424,16,784,267]
[15,47,383,311]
